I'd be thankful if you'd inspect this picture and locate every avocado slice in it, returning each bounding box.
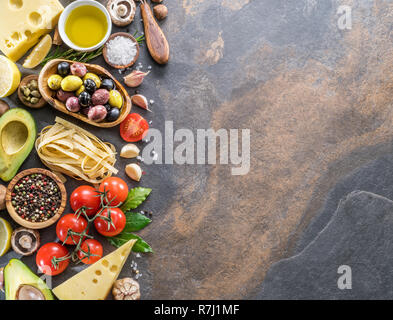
[0,108,36,181]
[4,259,54,300]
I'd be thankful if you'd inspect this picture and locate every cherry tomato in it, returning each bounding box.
[120,113,149,142]
[36,243,69,276]
[94,208,126,237]
[78,239,103,265]
[56,214,88,245]
[98,177,128,206]
[70,185,101,217]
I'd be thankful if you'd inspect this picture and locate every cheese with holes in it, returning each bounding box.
[0,0,63,62]
[52,240,136,300]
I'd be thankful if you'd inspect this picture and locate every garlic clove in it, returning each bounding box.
[131,94,151,111]
[120,144,140,158]
[125,164,142,182]
[124,70,150,88]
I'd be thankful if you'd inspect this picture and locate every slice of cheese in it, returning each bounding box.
[52,240,136,300]
[0,0,64,62]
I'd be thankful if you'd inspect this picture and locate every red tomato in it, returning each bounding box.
[120,113,149,142]
[56,214,88,245]
[78,239,103,265]
[70,185,101,217]
[98,177,128,206]
[36,243,69,276]
[94,208,126,237]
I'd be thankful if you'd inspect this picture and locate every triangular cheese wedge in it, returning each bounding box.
[52,240,136,300]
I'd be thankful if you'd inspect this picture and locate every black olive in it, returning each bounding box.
[101,78,115,91]
[81,107,91,116]
[57,62,70,77]
[104,104,112,112]
[78,91,91,108]
[84,79,97,94]
[106,107,120,122]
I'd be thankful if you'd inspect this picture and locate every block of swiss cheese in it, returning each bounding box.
[52,240,136,300]
[0,0,64,61]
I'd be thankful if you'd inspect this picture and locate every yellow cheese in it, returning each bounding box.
[52,240,136,300]
[0,0,64,62]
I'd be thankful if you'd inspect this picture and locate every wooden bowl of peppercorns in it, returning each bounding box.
[6,168,67,229]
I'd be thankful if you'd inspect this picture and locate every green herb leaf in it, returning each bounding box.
[121,187,152,212]
[124,212,152,232]
[108,233,153,253]
[41,47,103,66]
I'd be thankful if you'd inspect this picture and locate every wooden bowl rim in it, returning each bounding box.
[103,32,140,69]
[18,75,47,109]
[5,168,67,230]
[38,59,132,128]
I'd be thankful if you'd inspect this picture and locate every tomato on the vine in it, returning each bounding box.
[120,113,149,142]
[56,214,88,245]
[36,243,69,276]
[70,185,101,217]
[78,239,103,265]
[98,177,128,206]
[94,208,126,237]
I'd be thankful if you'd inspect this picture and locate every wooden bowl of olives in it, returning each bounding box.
[18,75,46,109]
[38,59,132,128]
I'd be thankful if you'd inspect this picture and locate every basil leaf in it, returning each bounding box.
[108,233,153,253]
[124,212,152,232]
[121,187,152,212]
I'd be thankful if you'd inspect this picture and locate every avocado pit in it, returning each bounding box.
[16,284,45,300]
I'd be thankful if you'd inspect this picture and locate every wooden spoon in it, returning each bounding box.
[140,0,170,64]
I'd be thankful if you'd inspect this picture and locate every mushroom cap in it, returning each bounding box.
[16,285,45,300]
[107,0,136,27]
[11,228,40,256]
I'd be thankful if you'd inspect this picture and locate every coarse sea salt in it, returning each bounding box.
[106,36,137,66]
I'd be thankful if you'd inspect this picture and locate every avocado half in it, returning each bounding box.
[0,108,36,182]
[4,259,54,300]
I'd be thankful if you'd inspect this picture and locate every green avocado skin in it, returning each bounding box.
[0,108,36,182]
[4,259,54,300]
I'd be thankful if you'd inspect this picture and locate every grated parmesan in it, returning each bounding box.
[106,36,137,66]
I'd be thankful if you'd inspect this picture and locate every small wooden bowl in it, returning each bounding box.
[38,59,132,128]
[6,168,67,230]
[103,32,140,69]
[18,75,46,109]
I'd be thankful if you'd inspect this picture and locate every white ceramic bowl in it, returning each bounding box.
[58,0,112,52]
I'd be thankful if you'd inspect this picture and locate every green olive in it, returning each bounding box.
[75,85,85,97]
[61,75,83,92]
[108,90,123,109]
[47,74,63,90]
[83,73,101,88]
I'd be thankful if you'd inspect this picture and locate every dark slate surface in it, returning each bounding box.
[257,191,393,300]
[2,0,393,299]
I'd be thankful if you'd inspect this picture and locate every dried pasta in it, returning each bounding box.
[36,117,118,184]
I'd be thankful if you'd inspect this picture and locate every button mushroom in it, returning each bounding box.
[112,278,141,300]
[107,0,136,27]
[16,285,45,300]
[11,228,40,256]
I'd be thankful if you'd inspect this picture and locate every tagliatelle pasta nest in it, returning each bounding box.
[35,117,118,184]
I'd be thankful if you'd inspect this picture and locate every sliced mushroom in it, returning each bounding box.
[107,0,136,27]
[16,285,45,300]
[112,278,140,300]
[11,228,40,256]
[0,185,6,210]
[0,267,4,292]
